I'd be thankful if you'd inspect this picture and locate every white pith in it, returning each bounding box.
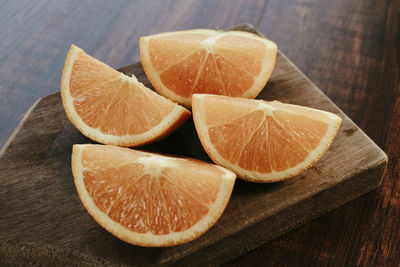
[61,45,189,147]
[140,29,278,107]
[192,94,342,183]
[72,144,236,247]
[136,154,175,178]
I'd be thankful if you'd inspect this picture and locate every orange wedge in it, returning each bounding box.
[192,94,342,183]
[61,45,190,147]
[140,29,277,107]
[72,144,236,247]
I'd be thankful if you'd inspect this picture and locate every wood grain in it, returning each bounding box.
[0,0,399,266]
[0,24,387,266]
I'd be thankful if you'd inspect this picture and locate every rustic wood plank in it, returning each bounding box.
[0,24,387,266]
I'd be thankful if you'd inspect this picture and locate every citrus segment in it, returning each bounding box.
[72,144,236,246]
[192,94,342,183]
[159,50,207,97]
[140,29,277,107]
[61,44,191,147]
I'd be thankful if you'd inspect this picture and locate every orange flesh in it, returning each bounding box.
[148,33,268,97]
[81,146,223,235]
[70,51,176,136]
[203,97,329,173]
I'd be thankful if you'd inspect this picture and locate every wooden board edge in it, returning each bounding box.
[0,239,110,266]
[0,92,60,159]
[173,159,387,266]
[0,99,40,158]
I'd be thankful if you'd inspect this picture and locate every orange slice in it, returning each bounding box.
[140,29,277,107]
[192,94,342,183]
[72,144,236,247]
[61,45,190,147]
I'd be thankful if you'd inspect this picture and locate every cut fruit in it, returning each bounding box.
[61,44,190,147]
[72,144,236,247]
[140,29,277,107]
[192,94,342,183]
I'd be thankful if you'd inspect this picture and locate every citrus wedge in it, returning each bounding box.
[192,94,342,183]
[140,29,277,107]
[61,45,190,147]
[72,144,236,247]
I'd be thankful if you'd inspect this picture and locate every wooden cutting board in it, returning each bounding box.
[0,24,387,266]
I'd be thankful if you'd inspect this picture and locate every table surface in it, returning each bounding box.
[0,0,398,266]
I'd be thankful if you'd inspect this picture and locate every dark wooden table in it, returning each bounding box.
[0,0,398,266]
